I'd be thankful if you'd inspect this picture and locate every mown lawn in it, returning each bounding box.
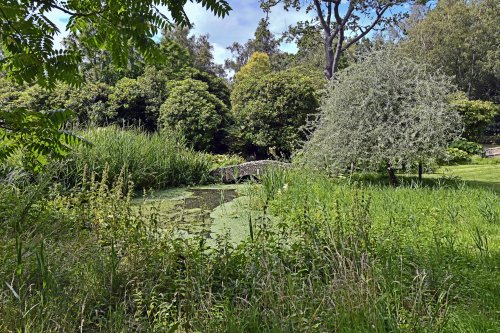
[427,160,500,192]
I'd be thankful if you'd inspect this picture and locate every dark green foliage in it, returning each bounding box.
[160,78,229,152]
[484,111,500,144]
[449,139,483,156]
[403,0,499,102]
[189,70,231,109]
[442,139,484,164]
[450,93,498,141]
[108,68,169,131]
[230,69,321,158]
[53,82,113,125]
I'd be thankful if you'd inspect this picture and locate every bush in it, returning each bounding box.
[189,70,231,109]
[449,92,498,141]
[61,126,211,189]
[484,110,500,144]
[159,78,229,152]
[230,69,321,158]
[443,147,471,164]
[53,82,113,125]
[108,69,169,131]
[449,139,483,156]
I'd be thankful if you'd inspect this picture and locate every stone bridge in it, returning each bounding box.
[485,147,500,158]
[211,160,291,183]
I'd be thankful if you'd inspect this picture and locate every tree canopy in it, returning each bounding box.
[402,0,499,102]
[0,0,231,168]
[160,78,228,152]
[231,68,321,158]
[301,48,462,185]
[0,0,231,88]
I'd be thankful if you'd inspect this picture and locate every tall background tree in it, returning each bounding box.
[263,0,414,79]
[161,25,226,77]
[225,16,280,74]
[402,0,499,102]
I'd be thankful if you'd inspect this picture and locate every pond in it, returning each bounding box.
[133,184,275,244]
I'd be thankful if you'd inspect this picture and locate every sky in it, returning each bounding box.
[47,0,313,65]
[182,1,313,63]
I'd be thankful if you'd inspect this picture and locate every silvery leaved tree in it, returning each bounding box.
[300,48,462,186]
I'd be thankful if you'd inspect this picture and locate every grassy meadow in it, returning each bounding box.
[0,128,499,332]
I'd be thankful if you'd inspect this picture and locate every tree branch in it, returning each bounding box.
[46,3,105,18]
[333,0,342,24]
[342,6,389,50]
[313,0,330,34]
[326,0,332,27]
[341,2,355,26]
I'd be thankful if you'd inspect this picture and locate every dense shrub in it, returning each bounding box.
[108,69,169,131]
[450,92,498,141]
[443,147,471,164]
[159,78,229,152]
[442,140,484,164]
[53,82,113,125]
[62,126,211,189]
[484,111,500,144]
[190,70,231,109]
[0,79,56,112]
[449,139,483,156]
[230,69,321,158]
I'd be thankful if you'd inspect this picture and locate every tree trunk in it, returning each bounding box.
[331,32,344,79]
[418,162,423,182]
[324,35,334,80]
[386,161,399,187]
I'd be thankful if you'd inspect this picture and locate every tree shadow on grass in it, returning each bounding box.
[348,172,500,194]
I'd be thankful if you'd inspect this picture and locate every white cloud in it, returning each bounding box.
[46,1,312,64]
[212,42,232,64]
[185,0,313,64]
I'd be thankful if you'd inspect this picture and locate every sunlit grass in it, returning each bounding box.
[427,159,500,192]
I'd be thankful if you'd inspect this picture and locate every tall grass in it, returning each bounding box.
[263,169,500,332]
[61,126,212,190]
[1,166,499,332]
